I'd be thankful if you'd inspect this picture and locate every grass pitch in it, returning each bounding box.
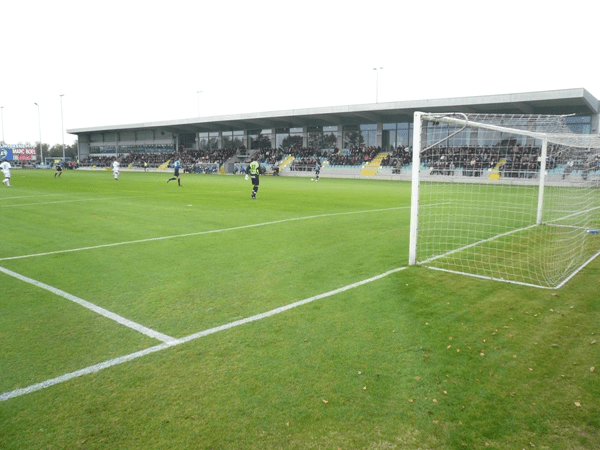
[0,169,598,449]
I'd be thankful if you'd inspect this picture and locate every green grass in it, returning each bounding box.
[0,169,598,449]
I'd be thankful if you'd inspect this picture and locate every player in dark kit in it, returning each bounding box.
[167,158,182,186]
[54,161,63,178]
[247,159,260,199]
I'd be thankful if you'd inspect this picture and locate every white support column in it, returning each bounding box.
[536,138,548,225]
[408,112,423,265]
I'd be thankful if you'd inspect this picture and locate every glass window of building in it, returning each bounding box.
[343,125,362,148]
[566,115,591,134]
[382,122,412,150]
[360,124,377,147]
[233,130,244,148]
[222,131,233,149]
[208,132,219,150]
[249,129,272,149]
[289,127,303,149]
[199,132,209,151]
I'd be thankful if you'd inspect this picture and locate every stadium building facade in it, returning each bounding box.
[67,88,599,173]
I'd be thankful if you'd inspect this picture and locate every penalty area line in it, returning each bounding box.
[0,265,177,344]
[0,206,410,262]
[0,266,407,402]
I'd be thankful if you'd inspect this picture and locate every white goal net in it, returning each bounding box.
[409,112,600,289]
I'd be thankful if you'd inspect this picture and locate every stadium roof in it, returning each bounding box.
[67,88,600,136]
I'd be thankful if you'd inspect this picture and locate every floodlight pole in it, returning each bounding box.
[197,90,202,117]
[60,94,65,159]
[373,67,383,103]
[34,103,42,164]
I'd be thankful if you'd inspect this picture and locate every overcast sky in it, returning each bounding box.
[2,0,599,147]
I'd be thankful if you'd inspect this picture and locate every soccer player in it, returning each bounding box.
[1,159,11,187]
[167,157,182,186]
[247,159,260,199]
[314,160,321,181]
[112,158,120,180]
[54,161,63,178]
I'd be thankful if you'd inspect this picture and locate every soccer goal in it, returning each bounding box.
[409,112,600,289]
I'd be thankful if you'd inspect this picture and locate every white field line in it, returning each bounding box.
[0,265,177,344]
[425,266,553,290]
[554,248,600,289]
[0,196,136,208]
[547,204,600,224]
[0,206,411,262]
[420,204,600,288]
[0,193,66,201]
[0,266,407,402]
[420,223,539,265]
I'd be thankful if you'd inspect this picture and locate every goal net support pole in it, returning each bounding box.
[408,112,423,266]
[536,139,548,225]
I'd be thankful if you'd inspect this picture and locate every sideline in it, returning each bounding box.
[0,266,407,402]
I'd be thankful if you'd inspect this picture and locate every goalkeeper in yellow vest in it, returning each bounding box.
[246,159,261,199]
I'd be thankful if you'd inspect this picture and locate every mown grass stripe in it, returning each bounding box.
[0,266,406,402]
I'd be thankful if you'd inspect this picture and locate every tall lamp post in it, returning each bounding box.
[197,90,203,117]
[34,103,42,165]
[60,94,65,159]
[373,67,383,103]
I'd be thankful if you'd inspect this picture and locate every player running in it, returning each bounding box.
[167,157,182,186]
[1,159,11,187]
[247,159,261,199]
[54,161,63,178]
[112,158,120,180]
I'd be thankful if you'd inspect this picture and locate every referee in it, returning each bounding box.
[247,159,261,199]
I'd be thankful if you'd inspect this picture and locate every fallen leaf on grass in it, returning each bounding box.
[575,401,581,407]
[591,367,595,373]
[322,399,328,404]
[408,399,414,403]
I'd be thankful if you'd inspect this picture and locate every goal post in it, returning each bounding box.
[409,111,600,289]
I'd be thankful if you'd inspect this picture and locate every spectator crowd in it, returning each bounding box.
[78,141,598,179]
